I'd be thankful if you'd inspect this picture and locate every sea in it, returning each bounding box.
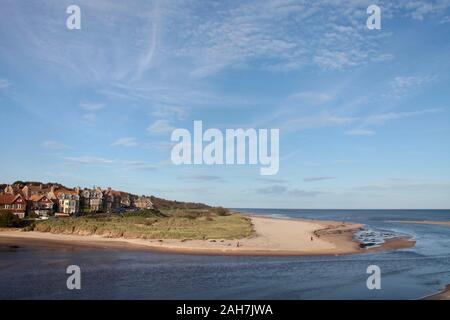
[0,209,449,300]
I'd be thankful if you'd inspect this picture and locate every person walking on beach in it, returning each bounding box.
[311,236,313,241]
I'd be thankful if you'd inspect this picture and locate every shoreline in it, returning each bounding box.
[0,215,415,256]
[423,285,450,300]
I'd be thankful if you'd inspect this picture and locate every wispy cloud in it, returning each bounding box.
[63,156,115,165]
[283,113,356,131]
[256,185,324,197]
[287,91,333,105]
[62,156,157,172]
[289,189,326,197]
[341,108,444,135]
[2,1,446,88]
[366,108,442,124]
[151,105,188,120]
[440,16,450,24]
[82,113,97,125]
[256,177,288,184]
[80,102,105,112]
[123,161,157,171]
[111,137,139,147]
[147,119,175,134]
[334,160,353,165]
[80,102,105,125]
[353,178,450,192]
[0,78,10,88]
[256,185,287,194]
[42,140,71,150]
[345,129,376,136]
[388,75,434,97]
[303,176,336,182]
[167,0,410,77]
[134,0,161,79]
[150,186,212,194]
[396,0,450,20]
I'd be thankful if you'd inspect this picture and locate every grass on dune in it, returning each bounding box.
[30,209,254,240]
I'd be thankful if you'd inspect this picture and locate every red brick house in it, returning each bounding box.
[0,194,28,218]
[29,194,55,218]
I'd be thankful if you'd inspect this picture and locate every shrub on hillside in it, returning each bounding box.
[0,210,26,228]
[211,207,230,216]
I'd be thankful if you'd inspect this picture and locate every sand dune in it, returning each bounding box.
[0,216,413,256]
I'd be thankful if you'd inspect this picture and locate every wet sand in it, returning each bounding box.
[0,216,414,256]
[423,285,450,300]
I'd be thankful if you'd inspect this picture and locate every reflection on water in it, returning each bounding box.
[0,209,449,299]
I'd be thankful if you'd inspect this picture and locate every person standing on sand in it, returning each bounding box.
[311,236,313,241]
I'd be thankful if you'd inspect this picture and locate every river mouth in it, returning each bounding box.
[354,228,412,249]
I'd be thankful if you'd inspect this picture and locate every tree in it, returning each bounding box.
[213,207,230,216]
[0,210,25,228]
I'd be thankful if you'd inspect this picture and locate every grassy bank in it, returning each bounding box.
[29,209,254,240]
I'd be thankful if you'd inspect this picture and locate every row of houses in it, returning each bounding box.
[0,183,154,218]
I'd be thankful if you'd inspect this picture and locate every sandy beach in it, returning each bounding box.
[0,216,414,256]
[424,285,450,300]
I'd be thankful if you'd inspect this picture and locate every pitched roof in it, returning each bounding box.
[25,185,51,192]
[29,194,42,201]
[0,194,26,205]
[0,194,15,204]
[29,194,51,202]
[54,188,79,196]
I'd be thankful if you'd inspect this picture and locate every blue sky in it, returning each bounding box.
[1,0,450,209]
